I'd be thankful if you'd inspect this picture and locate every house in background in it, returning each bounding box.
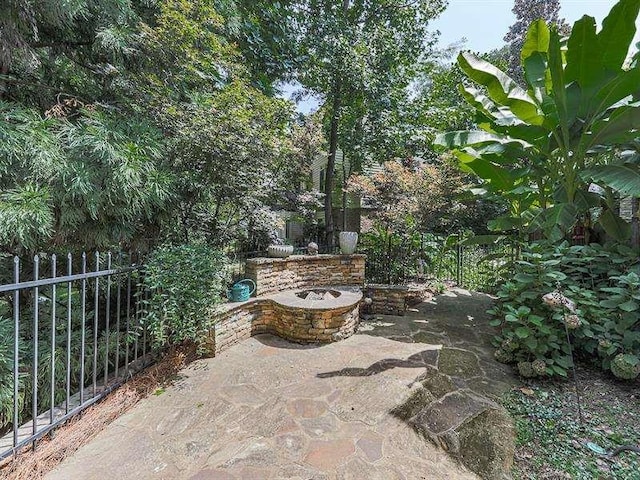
[276,148,374,245]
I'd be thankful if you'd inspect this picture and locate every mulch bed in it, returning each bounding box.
[0,345,197,480]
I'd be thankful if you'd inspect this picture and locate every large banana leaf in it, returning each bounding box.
[521,20,552,102]
[565,15,601,87]
[521,19,550,62]
[459,86,523,125]
[573,0,640,117]
[583,102,640,150]
[458,52,544,125]
[599,207,631,241]
[546,29,576,131]
[581,164,640,196]
[598,0,640,71]
[434,130,532,149]
[470,142,530,164]
[523,52,549,102]
[484,122,549,146]
[453,149,515,191]
[581,69,640,120]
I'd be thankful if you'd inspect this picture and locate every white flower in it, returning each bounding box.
[542,291,576,313]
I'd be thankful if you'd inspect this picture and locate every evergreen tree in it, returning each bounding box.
[504,0,570,84]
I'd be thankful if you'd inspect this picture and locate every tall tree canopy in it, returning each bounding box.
[0,0,308,254]
[290,0,447,244]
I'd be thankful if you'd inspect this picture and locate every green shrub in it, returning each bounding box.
[489,242,640,378]
[143,244,230,349]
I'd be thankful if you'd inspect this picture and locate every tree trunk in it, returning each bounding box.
[322,0,351,248]
[325,77,342,247]
[341,152,348,232]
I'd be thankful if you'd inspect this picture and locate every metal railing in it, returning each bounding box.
[0,252,149,460]
[361,233,517,293]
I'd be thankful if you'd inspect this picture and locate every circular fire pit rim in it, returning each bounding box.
[269,285,362,311]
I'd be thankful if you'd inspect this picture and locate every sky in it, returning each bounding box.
[283,0,640,113]
[433,0,640,53]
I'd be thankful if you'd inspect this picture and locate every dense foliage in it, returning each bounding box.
[437,0,640,244]
[142,244,230,349]
[0,102,171,254]
[0,0,315,255]
[490,242,640,380]
[436,0,640,379]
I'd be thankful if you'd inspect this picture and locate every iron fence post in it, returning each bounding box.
[80,253,86,405]
[50,255,56,424]
[12,257,20,449]
[65,253,72,415]
[32,255,39,449]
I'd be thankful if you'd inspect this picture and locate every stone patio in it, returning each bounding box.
[45,289,517,480]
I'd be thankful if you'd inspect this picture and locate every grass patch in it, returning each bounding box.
[502,366,639,479]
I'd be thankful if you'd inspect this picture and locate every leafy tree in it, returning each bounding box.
[0,1,178,254]
[347,159,467,234]
[0,0,142,106]
[162,82,296,247]
[503,0,570,85]
[292,0,447,245]
[0,0,309,254]
[436,0,640,244]
[0,101,172,254]
[221,0,298,93]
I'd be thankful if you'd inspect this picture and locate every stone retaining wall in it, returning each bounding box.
[204,300,268,355]
[205,297,361,355]
[204,254,365,356]
[364,284,434,316]
[246,254,365,296]
[270,302,360,344]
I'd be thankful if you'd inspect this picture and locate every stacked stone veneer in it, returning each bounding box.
[245,254,366,296]
[205,255,365,356]
[364,284,433,316]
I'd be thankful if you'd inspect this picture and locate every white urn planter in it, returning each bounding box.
[339,231,358,255]
[267,244,294,258]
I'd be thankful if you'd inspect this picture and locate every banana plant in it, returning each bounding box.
[435,0,640,243]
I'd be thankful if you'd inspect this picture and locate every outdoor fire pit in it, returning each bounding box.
[269,286,362,343]
[295,288,342,301]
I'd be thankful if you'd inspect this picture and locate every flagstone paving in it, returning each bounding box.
[46,289,517,480]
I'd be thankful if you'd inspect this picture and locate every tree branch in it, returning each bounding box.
[29,40,93,49]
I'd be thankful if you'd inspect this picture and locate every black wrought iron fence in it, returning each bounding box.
[361,233,516,293]
[0,252,150,460]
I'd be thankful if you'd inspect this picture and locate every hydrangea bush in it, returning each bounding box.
[490,242,640,379]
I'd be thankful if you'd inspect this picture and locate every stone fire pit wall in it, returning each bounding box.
[245,254,366,296]
[204,255,365,356]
